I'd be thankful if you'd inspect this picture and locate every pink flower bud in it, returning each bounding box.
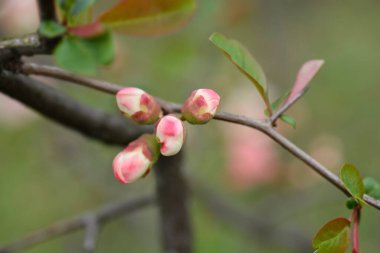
[181,89,220,124]
[113,134,159,184]
[116,87,162,124]
[155,115,185,156]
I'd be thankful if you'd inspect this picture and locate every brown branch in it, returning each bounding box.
[154,151,193,253]
[18,62,380,211]
[270,91,305,124]
[0,196,155,253]
[0,71,150,145]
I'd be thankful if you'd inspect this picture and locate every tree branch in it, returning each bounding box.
[0,71,149,145]
[37,0,57,22]
[18,62,380,210]
[0,196,155,253]
[154,151,193,253]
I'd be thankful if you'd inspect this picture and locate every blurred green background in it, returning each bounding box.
[1,0,380,252]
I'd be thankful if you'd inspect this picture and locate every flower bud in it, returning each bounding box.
[116,87,162,124]
[155,115,185,156]
[113,134,159,184]
[181,89,220,124]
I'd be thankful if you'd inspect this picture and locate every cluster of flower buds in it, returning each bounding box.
[113,87,220,184]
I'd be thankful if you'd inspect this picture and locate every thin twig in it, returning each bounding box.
[0,196,155,253]
[270,91,305,124]
[0,34,40,50]
[19,62,380,211]
[0,71,149,145]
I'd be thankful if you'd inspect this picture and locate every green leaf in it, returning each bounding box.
[56,0,74,13]
[368,187,380,200]
[70,0,96,16]
[54,32,114,75]
[209,32,268,102]
[39,20,66,38]
[279,114,296,128]
[364,177,378,193]
[98,0,196,36]
[346,198,359,210]
[312,218,350,253]
[340,164,365,203]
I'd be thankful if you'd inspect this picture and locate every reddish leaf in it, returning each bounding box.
[97,0,196,36]
[283,59,324,106]
[69,21,105,38]
[313,217,350,253]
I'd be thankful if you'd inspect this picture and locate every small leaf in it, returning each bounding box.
[279,114,296,128]
[54,32,114,75]
[98,0,196,36]
[363,177,378,193]
[209,32,268,103]
[281,60,324,109]
[368,187,380,200]
[70,0,96,16]
[346,198,359,210]
[312,218,350,253]
[340,164,365,202]
[69,21,104,38]
[39,20,66,38]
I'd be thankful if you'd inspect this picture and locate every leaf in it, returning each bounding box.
[340,164,365,202]
[98,0,196,36]
[264,91,290,116]
[282,60,324,107]
[279,114,296,128]
[69,21,104,38]
[54,32,114,75]
[209,32,268,103]
[363,177,378,193]
[368,187,380,200]
[39,20,66,38]
[70,0,96,16]
[346,198,359,210]
[312,218,350,253]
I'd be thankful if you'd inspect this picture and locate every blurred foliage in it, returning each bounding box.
[2,0,380,252]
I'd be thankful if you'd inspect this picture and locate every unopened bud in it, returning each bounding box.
[181,89,220,124]
[113,134,159,184]
[116,87,162,124]
[155,115,185,156]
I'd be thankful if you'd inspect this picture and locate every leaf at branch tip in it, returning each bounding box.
[70,0,96,16]
[98,0,196,36]
[54,31,114,75]
[39,20,67,38]
[279,114,296,128]
[69,21,104,38]
[283,59,324,107]
[312,218,350,253]
[364,177,380,200]
[209,32,267,102]
[340,164,365,203]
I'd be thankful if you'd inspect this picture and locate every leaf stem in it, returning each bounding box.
[352,207,361,253]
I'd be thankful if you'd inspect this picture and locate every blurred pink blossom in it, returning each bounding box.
[0,0,39,36]
[0,94,36,127]
[222,86,279,189]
